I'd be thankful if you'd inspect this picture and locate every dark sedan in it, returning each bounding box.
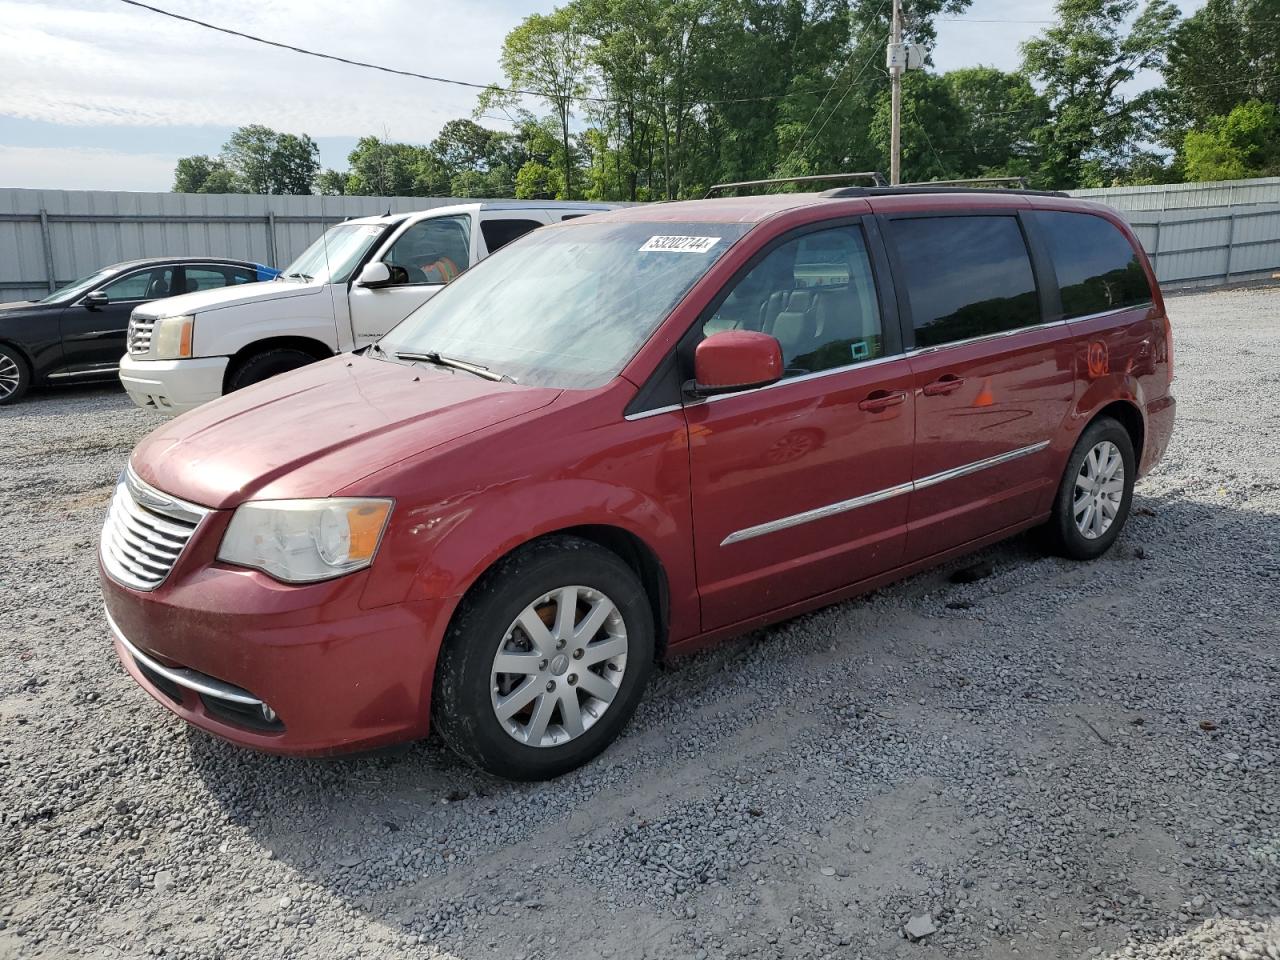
[0,257,280,405]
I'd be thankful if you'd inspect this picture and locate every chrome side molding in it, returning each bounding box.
[720,440,1051,546]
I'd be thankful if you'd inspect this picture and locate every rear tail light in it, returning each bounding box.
[1162,313,1174,383]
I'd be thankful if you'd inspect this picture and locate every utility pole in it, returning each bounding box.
[889,0,903,185]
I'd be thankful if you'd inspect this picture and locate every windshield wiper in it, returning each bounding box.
[394,350,515,383]
[283,271,313,281]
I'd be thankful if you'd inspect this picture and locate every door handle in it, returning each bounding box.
[922,375,966,396]
[858,389,907,412]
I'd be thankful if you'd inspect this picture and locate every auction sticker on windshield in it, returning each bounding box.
[640,236,721,253]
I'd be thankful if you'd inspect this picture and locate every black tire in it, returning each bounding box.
[432,536,654,780]
[0,343,31,406]
[226,348,319,392]
[1043,417,1136,560]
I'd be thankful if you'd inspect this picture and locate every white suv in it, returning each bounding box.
[119,200,617,415]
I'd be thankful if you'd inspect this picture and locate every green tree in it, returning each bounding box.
[270,133,321,194]
[172,155,242,193]
[481,8,591,198]
[220,125,319,194]
[514,159,560,198]
[942,67,1049,178]
[1165,0,1280,130]
[315,169,348,195]
[1183,100,1280,180]
[345,136,425,195]
[1021,0,1180,187]
[871,72,968,181]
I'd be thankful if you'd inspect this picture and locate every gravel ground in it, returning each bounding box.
[2,286,1278,960]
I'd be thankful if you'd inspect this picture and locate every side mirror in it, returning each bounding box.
[83,290,109,310]
[356,261,394,288]
[689,331,783,397]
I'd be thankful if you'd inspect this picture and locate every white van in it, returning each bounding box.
[119,200,617,415]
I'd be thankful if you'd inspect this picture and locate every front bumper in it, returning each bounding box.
[100,550,455,756]
[119,355,228,416]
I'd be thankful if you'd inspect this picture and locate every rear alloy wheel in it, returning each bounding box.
[433,536,654,780]
[1043,417,1136,560]
[1073,439,1125,541]
[0,345,31,405]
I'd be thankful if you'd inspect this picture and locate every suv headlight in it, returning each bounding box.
[217,498,393,583]
[153,315,194,360]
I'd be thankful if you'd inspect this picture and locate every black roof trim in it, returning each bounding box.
[105,256,265,270]
[820,185,1069,199]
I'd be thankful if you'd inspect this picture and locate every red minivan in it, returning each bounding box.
[99,187,1175,780]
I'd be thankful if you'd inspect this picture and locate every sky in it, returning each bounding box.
[0,0,1203,192]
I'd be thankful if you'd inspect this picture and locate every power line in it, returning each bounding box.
[939,15,1280,23]
[111,0,866,110]
[774,0,889,176]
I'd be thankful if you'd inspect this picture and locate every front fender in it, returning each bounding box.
[194,313,340,357]
[356,407,698,642]
[409,477,679,599]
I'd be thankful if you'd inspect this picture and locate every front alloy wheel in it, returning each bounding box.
[491,586,628,747]
[432,536,654,780]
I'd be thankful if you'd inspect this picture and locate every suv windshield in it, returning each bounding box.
[38,268,116,304]
[379,220,749,388]
[282,222,392,284]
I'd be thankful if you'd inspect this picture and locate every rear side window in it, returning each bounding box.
[182,267,246,293]
[1034,211,1152,318]
[481,218,542,253]
[887,216,1039,349]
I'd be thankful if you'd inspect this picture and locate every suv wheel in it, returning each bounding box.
[1044,417,1136,560]
[0,344,31,405]
[226,348,318,392]
[432,536,654,780]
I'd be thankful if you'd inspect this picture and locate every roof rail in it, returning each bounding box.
[902,176,1031,189]
[820,179,1069,200]
[705,171,887,198]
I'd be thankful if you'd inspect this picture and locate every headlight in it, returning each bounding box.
[217,498,393,583]
[153,315,194,360]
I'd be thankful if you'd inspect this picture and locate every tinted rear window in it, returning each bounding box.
[887,216,1040,349]
[1034,211,1152,318]
[481,218,543,253]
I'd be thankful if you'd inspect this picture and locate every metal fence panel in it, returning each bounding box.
[0,188,461,303]
[1,183,1276,302]
[1119,204,1280,288]
[1070,176,1280,211]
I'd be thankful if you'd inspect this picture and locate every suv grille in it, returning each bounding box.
[100,469,208,591]
[127,315,155,356]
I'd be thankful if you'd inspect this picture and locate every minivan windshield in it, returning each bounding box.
[378,220,750,389]
[38,267,116,304]
[282,222,391,284]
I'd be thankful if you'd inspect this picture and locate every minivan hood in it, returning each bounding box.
[130,355,561,508]
[134,279,322,319]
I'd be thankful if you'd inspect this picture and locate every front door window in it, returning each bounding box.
[383,216,472,285]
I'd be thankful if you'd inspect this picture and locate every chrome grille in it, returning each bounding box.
[100,469,208,591]
[127,315,155,356]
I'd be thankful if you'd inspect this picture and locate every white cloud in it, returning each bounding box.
[0,144,176,190]
[0,0,548,139]
[0,0,1209,191]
